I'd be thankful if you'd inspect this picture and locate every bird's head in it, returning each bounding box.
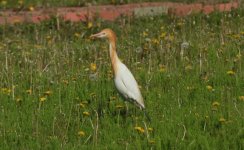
[90,28,116,42]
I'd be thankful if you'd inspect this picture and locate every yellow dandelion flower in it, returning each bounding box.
[236,53,241,59]
[83,111,90,116]
[90,92,96,97]
[148,127,153,132]
[227,70,235,75]
[212,101,220,107]
[1,88,5,92]
[111,0,116,4]
[46,35,51,40]
[238,96,244,101]
[79,103,85,108]
[109,96,117,101]
[168,34,174,41]
[185,65,193,71]
[148,140,156,145]
[6,89,12,95]
[206,85,214,91]
[1,0,7,6]
[29,6,35,11]
[74,32,80,38]
[177,22,184,27]
[205,116,209,119]
[159,64,166,73]
[115,105,124,109]
[232,34,240,39]
[18,0,23,5]
[160,32,166,38]
[186,86,195,90]
[219,117,226,123]
[2,88,11,95]
[107,70,113,79]
[62,80,69,85]
[78,130,85,137]
[40,96,47,102]
[16,97,21,102]
[81,101,89,104]
[142,31,148,37]
[5,89,11,95]
[26,89,32,95]
[44,90,52,96]
[90,63,97,71]
[134,126,145,133]
[87,22,93,29]
[34,44,42,49]
[152,38,159,45]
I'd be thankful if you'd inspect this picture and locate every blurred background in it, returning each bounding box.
[0,0,241,9]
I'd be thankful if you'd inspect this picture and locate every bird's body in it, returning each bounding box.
[90,29,145,110]
[114,60,145,109]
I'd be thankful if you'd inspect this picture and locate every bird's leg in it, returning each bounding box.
[117,109,120,126]
[134,105,137,117]
[143,109,151,122]
[124,101,129,117]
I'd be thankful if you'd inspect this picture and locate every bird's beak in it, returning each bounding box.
[90,32,106,38]
[90,33,100,39]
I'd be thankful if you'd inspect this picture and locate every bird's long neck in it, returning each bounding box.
[109,39,120,75]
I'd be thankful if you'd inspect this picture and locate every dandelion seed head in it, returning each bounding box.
[135,47,143,53]
[89,73,98,81]
[181,42,189,49]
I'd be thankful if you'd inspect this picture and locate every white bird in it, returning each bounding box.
[90,29,149,117]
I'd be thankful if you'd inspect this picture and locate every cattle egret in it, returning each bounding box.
[90,29,150,120]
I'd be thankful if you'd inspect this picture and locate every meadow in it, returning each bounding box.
[0,8,244,149]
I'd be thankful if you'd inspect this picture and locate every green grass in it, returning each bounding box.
[0,9,244,149]
[0,0,232,9]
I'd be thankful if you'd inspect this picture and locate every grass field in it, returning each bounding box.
[0,8,244,149]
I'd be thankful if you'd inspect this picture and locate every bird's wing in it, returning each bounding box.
[115,63,145,108]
